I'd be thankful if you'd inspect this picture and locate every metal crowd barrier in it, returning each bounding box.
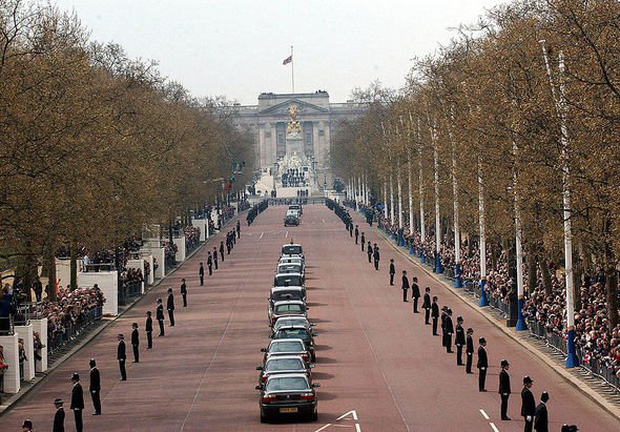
[118,282,142,306]
[47,305,103,355]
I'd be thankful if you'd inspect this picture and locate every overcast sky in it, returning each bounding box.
[54,0,507,105]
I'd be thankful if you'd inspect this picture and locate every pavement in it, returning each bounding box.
[0,205,617,431]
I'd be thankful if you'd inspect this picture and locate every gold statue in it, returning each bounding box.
[287,104,302,134]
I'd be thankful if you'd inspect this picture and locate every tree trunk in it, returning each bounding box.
[46,244,57,301]
[604,244,619,331]
[539,256,553,296]
[70,237,78,291]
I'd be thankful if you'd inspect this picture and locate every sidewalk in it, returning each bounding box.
[369,219,620,422]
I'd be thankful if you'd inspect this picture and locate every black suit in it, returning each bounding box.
[354,228,359,244]
[145,315,153,348]
[118,340,127,380]
[443,315,454,352]
[131,328,140,362]
[200,264,206,284]
[373,249,380,270]
[156,304,165,336]
[431,302,440,335]
[534,402,548,432]
[53,406,65,432]
[181,283,187,307]
[521,387,536,432]
[167,293,175,326]
[219,243,225,261]
[71,382,84,432]
[401,275,409,302]
[389,263,395,285]
[466,334,474,373]
[213,250,218,269]
[455,324,465,365]
[411,283,420,312]
[90,367,101,414]
[361,235,365,251]
[499,369,511,419]
[477,345,488,391]
[423,293,431,324]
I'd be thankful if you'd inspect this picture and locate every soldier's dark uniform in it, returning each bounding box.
[454,318,465,365]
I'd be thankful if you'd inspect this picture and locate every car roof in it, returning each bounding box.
[271,286,304,293]
[274,272,303,278]
[265,373,309,382]
[282,243,302,248]
[265,355,305,362]
[273,300,305,306]
[269,338,305,346]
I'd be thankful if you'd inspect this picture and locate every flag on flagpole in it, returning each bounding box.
[282,55,292,65]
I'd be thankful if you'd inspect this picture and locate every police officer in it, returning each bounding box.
[236,220,241,238]
[499,359,511,420]
[145,311,153,349]
[367,241,373,263]
[348,221,353,237]
[389,259,396,285]
[207,252,213,276]
[354,225,359,244]
[477,337,488,391]
[219,241,225,261]
[213,247,219,270]
[131,323,140,363]
[373,246,380,270]
[89,358,101,415]
[70,372,84,432]
[361,233,365,251]
[167,288,175,326]
[443,308,454,353]
[401,270,409,302]
[180,279,188,307]
[465,328,474,373]
[53,398,65,432]
[156,298,165,336]
[411,277,420,313]
[534,392,550,432]
[199,262,205,285]
[423,287,432,324]
[455,316,465,365]
[431,296,440,335]
[117,334,127,381]
[22,419,34,432]
[521,376,536,432]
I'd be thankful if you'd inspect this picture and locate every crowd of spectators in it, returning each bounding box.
[184,226,201,251]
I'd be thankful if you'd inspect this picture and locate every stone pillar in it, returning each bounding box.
[31,318,48,373]
[80,271,119,316]
[0,334,20,393]
[173,236,186,262]
[14,323,35,381]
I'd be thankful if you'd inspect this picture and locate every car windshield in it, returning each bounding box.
[278,265,301,273]
[276,329,310,341]
[275,276,302,286]
[275,319,308,330]
[266,376,309,392]
[265,359,305,372]
[270,341,304,352]
[272,291,302,301]
[275,304,304,313]
[282,245,302,255]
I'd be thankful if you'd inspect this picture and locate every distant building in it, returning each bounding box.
[230,91,365,173]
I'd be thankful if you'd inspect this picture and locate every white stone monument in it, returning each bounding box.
[0,333,20,393]
[79,271,118,316]
[31,318,48,373]
[14,323,35,381]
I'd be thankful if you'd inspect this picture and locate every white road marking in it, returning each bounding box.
[314,424,332,432]
[322,218,326,223]
[337,410,359,421]
[356,424,362,432]
[285,230,289,237]
[259,232,264,239]
[490,422,499,432]
[480,409,490,420]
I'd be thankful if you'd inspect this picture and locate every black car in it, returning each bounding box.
[256,373,319,423]
[284,215,299,226]
[272,326,317,362]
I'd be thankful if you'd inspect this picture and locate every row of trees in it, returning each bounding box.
[332,0,620,329]
[0,1,254,297]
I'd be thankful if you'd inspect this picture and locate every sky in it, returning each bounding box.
[54,0,508,105]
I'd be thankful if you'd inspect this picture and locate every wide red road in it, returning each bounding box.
[1,205,617,431]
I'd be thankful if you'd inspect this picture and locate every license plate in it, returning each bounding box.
[279,407,298,413]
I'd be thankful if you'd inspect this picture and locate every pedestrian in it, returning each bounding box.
[431,296,440,335]
[167,288,175,326]
[367,241,372,263]
[361,233,365,251]
[477,337,488,392]
[401,270,409,302]
[423,287,432,324]
[213,247,218,269]
[145,311,153,349]
[117,334,127,381]
[22,419,34,432]
[499,359,511,421]
[236,220,241,238]
[220,241,225,261]
[53,398,65,432]
[131,323,140,363]
[534,391,549,432]
[443,308,454,353]
[156,299,165,336]
[465,328,474,374]
[207,252,213,276]
[521,376,536,432]
[70,372,84,432]
[348,222,353,237]
[373,246,380,270]
[355,225,359,244]
[389,259,395,285]
[199,262,205,285]
[180,278,188,307]
[455,316,465,365]
[411,277,420,313]
[89,358,101,415]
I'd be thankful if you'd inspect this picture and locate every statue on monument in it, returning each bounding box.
[286,104,302,135]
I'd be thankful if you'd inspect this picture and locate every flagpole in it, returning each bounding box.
[291,45,295,93]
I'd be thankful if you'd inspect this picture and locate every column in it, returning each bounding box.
[478,159,488,307]
[14,323,35,381]
[0,334,20,393]
[31,318,48,373]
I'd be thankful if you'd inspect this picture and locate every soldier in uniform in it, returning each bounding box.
[465,328,474,373]
[354,225,359,244]
[199,262,205,285]
[423,287,432,324]
[22,419,34,432]
[401,270,409,302]
[207,252,213,276]
[443,308,454,353]
[156,299,165,336]
[348,221,353,237]
[534,392,550,432]
[131,323,140,363]
[145,311,153,349]
[373,246,380,270]
[411,277,420,313]
[236,220,241,238]
[431,296,440,335]
[117,334,127,381]
[219,241,225,261]
[454,316,465,365]
[53,398,65,432]
[477,337,488,391]
[499,359,511,420]
[167,288,175,326]
[180,279,188,307]
[361,233,365,251]
[89,358,101,415]
[213,247,218,270]
[367,241,373,263]
[389,259,396,285]
[70,372,84,432]
[521,376,536,432]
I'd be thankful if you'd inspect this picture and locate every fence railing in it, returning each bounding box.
[47,306,103,355]
[118,282,142,306]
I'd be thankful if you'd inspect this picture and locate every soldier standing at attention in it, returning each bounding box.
[89,358,101,415]
[423,287,432,324]
[431,296,440,335]
[444,308,454,353]
[213,247,218,270]
[207,252,213,276]
[373,246,380,270]
[236,220,241,238]
[411,277,420,313]
[131,323,140,363]
[389,259,395,285]
[534,392,550,432]
[53,398,65,432]
[499,359,511,421]
[367,241,373,263]
[465,328,475,373]
[199,262,205,285]
[454,316,465,365]
[180,278,188,307]
[156,299,165,336]
[477,337,488,392]
[145,311,153,349]
[167,288,175,326]
[401,270,410,302]
[70,372,84,432]
[348,221,353,237]
[219,240,225,261]
[354,225,359,244]
[361,233,365,251]
[117,334,127,381]
[521,376,536,432]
